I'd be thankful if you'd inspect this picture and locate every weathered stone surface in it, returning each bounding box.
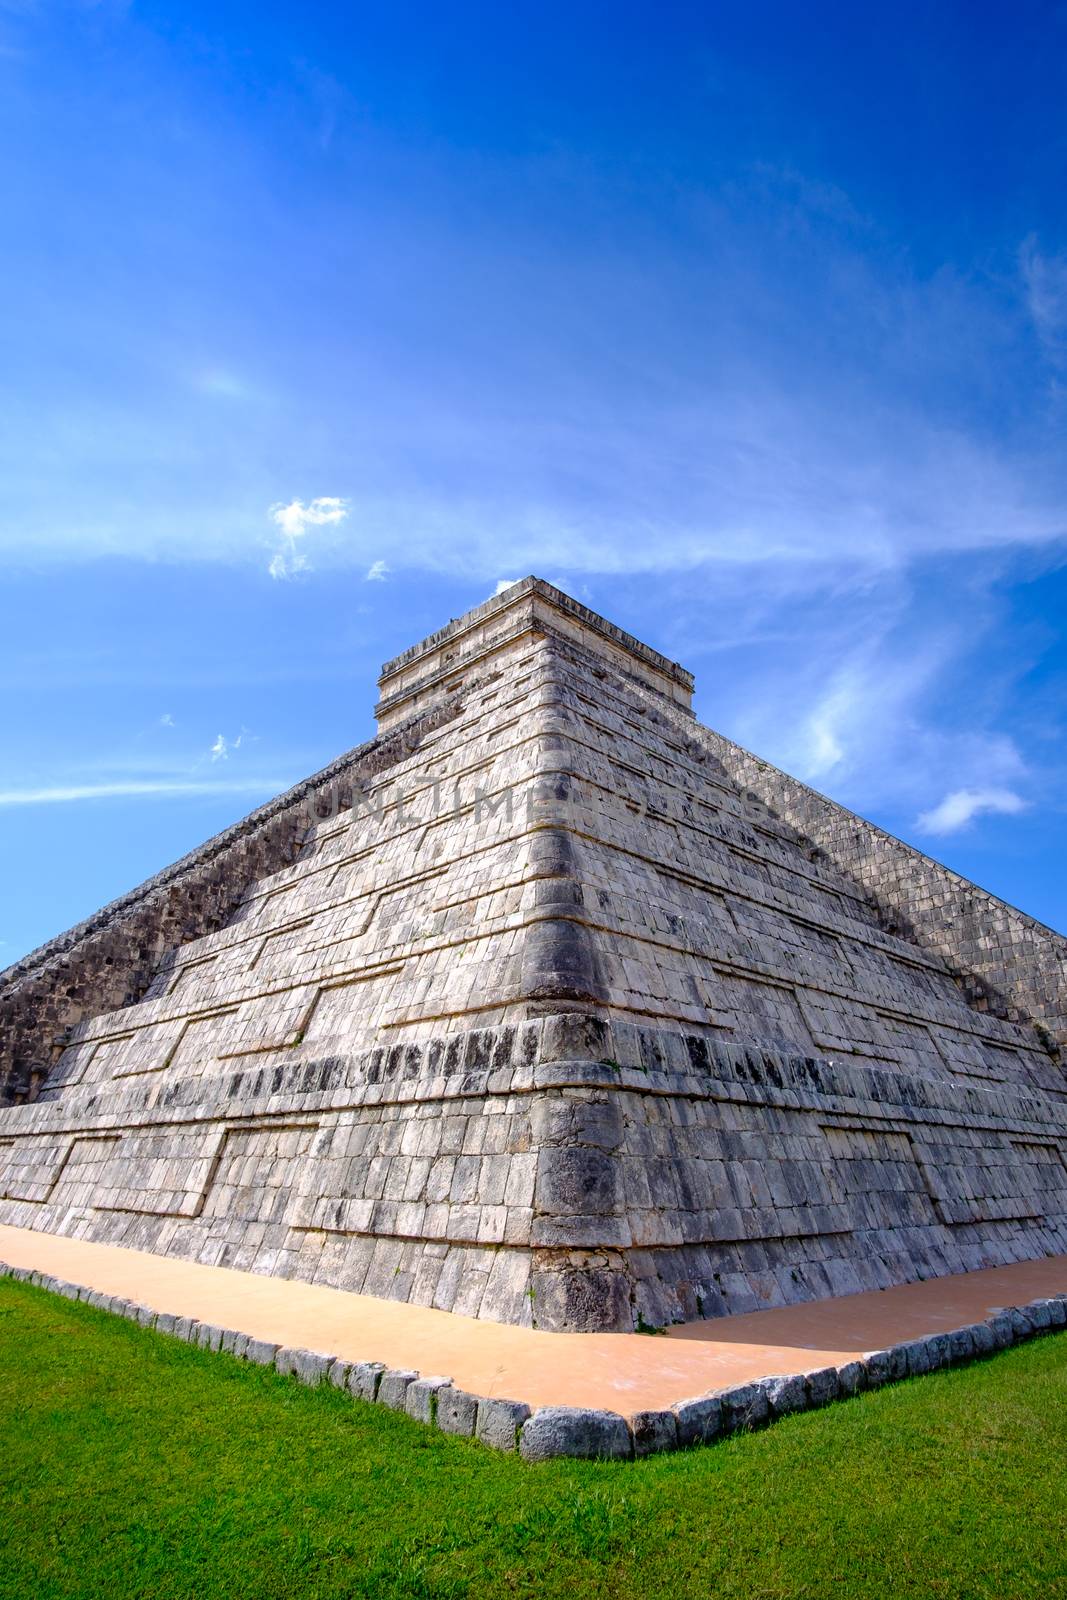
[475,1397,531,1452]
[836,1360,867,1398]
[519,1407,633,1462]
[377,1369,419,1411]
[719,1383,770,1434]
[986,1313,1015,1351]
[673,1396,723,1447]
[436,1387,479,1437]
[405,1376,452,1424]
[898,1339,933,1378]
[967,1321,996,1356]
[347,1362,386,1401]
[1008,1307,1037,1340]
[327,1358,351,1388]
[630,1409,679,1456]
[244,1337,280,1365]
[275,1347,333,1386]
[759,1374,808,1418]
[1,577,1065,1339]
[1036,1297,1066,1328]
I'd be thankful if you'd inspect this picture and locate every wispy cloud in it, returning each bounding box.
[365,559,389,581]
[495,577,520,594]
[210,733,228,761]
[916,786,1028,836]
[159,712,176,727]
[1021,235,1067,362]
[267,497,349,579]
[0,779,288,807]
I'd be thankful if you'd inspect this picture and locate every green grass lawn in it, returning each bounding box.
[2,1278,1066,1600]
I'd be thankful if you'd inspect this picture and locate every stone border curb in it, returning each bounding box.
[3,1262,1064,1462]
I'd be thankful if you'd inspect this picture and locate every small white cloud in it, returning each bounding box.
[210,734,228,762]
[267,496,349,579]
[159,713,176,727]
[194,368,250,399]
[365,559,390,582]
[916,786,1027,836]
[495,577,520,595]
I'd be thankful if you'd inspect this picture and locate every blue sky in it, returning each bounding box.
[1,0,1066,964]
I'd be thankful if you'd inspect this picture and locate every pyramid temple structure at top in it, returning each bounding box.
[1,577,1066,1332]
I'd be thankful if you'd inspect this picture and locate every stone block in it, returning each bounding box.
[836,1360,867,1397]
[629,1409,679,1456]
[758,1373,808,1418]
[405,1376,453,1424]
[805,1366,840,1407]
[347,1361,386,1401]
[377,1368,419,1410]
[275,1347,333,1385]
[519,1407,633,1462]
[719,1382,770,1434]
[985,1313,1015,1350]
[244,1337,280,1366]
[475,1396,531,1451]
[436,1387,479,1437]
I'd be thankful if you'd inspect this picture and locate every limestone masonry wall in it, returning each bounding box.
[700,733,1067,1048]
[1,578,1065,1332]
[0,699,463,1103]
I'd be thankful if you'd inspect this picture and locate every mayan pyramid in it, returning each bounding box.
[1,578,1066,1331]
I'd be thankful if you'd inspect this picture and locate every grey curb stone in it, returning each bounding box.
[476,1396,531,1452]
[347,1361,386,1401]
[244,1338,280,1366]
[1008,1307,1036,1340]
[275,1348,333,1386]
[806,1366,841,1407]
[436,1388,479,1437]
[630,1409,679,1455]
[945,1326,975,1363]
[719,1382,770,1434]
[519,1407,633,1462]
[967,1321,996,1356]
[758,1374,807,1418]
[1025,1299,1054,1331]
[673,1395,723,1447]
[15,1268,1061,1463]
[986,1313,1015,1350]
[377,1368,419,1410]
[898,1339,932,1378]
[406,1376,453,1425]
[837,1360,867,1397]
[925,1333,953,1370]
[863,1350,893,1388]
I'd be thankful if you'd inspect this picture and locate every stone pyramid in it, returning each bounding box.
[1,578,1066,1331]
